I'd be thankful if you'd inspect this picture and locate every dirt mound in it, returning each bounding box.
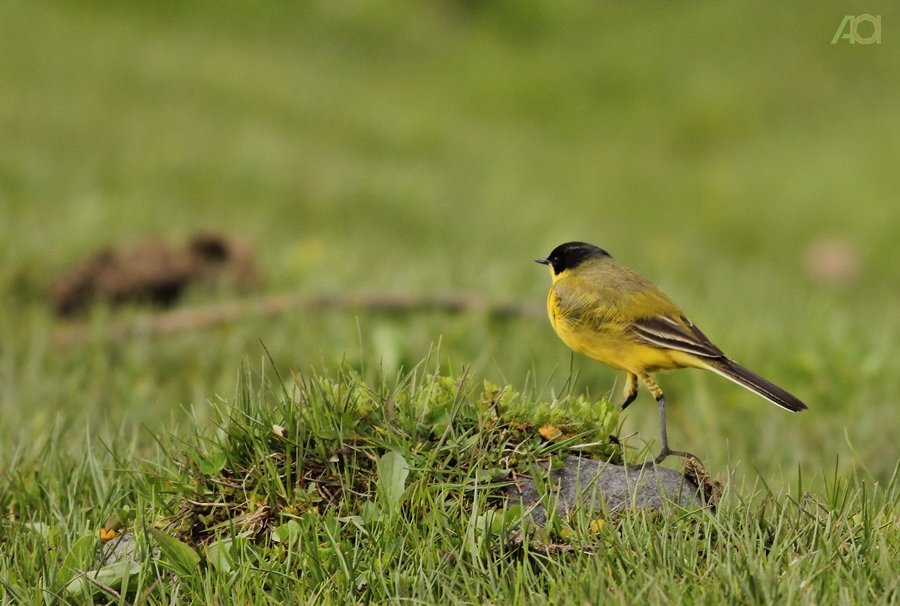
[51,232,260,316]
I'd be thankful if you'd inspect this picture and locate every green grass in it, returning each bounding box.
[2,0,900,602]
[3,364,900,604]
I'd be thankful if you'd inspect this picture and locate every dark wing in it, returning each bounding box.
[628,315,724,359]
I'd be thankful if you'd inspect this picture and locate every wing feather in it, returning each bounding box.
[629,315,724,359]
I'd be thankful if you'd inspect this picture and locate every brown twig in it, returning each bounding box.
[495,532,600,556]
[51,292,544,349]
[74,568,129,605]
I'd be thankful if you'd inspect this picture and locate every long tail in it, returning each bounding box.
[705,358,808,412]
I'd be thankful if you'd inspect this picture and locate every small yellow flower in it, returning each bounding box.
[98,528,118,543]
[538,425,562,440]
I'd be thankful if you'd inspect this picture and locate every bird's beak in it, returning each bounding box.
[535,257,551,265]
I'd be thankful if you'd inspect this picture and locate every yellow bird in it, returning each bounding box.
[536,241,807,464]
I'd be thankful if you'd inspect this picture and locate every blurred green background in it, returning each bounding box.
[2,0,899,483]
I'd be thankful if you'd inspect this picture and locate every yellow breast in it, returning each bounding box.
[546,288,693,374]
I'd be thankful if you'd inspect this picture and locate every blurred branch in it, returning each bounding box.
[50,292,545,348]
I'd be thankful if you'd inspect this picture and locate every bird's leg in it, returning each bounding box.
[609,373,640,448]
[619,373,639,410]
[640,374,691,465]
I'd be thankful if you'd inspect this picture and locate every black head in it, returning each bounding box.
[535,242,611,274]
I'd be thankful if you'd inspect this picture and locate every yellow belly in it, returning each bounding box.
[547,293,701,374]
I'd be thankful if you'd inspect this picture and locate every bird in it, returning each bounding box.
[536,241,807,464]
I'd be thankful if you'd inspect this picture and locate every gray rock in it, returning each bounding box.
[98,531,141,565]
[507,456,705,524]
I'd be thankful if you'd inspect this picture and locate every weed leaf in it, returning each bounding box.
[378,450,409,509]
[58,535,96,586]
[149,527,201,576]
[64,560,141,600]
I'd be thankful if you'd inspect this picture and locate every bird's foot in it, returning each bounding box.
[653,447,693,465]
